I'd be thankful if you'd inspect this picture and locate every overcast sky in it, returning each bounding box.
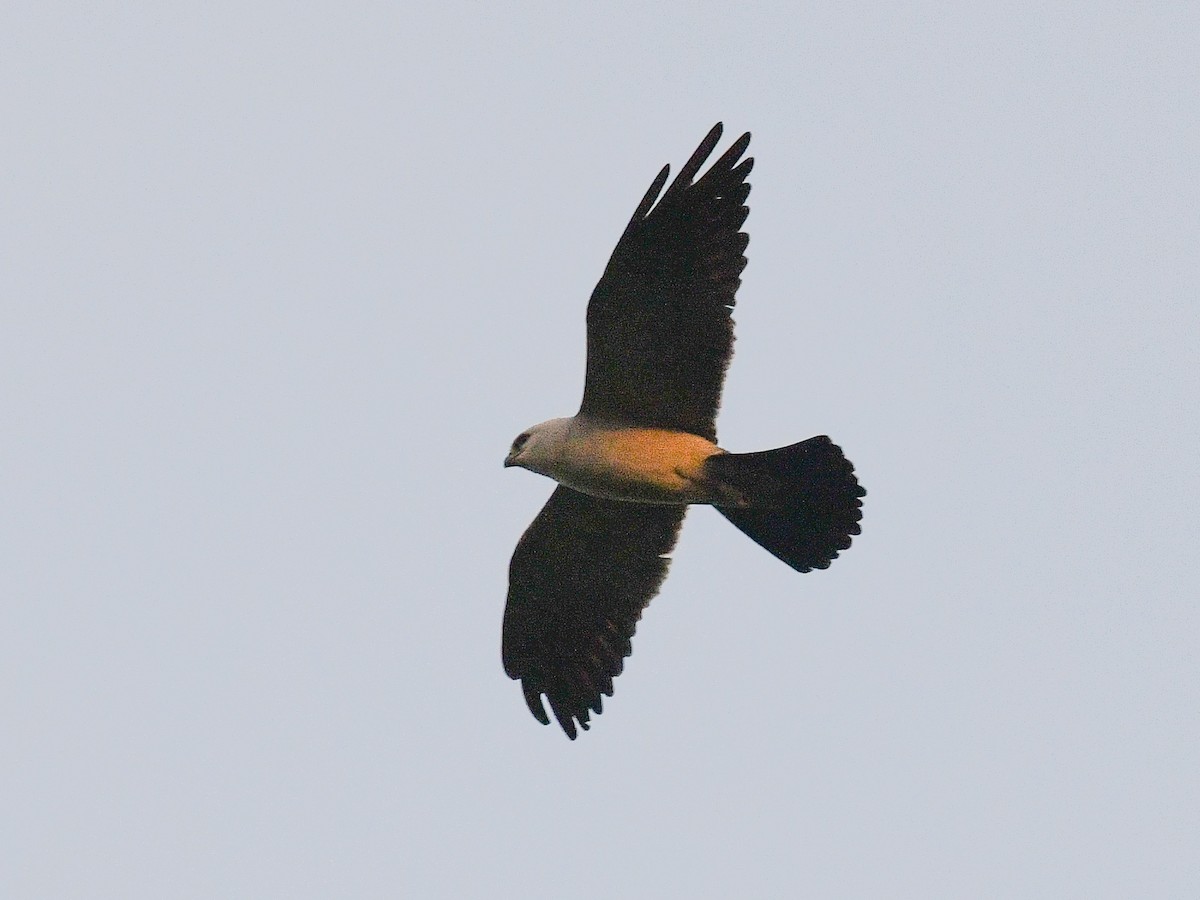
[3,3,1197,897]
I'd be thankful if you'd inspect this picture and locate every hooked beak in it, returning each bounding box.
[503,453,517,468]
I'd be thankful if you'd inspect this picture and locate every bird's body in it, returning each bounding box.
[503,124,865,738]
[506,417,724,505]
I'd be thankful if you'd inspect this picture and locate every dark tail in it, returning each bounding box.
[704,435,865,573]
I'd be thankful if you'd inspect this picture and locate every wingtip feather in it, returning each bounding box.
[523,682,551,726]
[672,123,727,192]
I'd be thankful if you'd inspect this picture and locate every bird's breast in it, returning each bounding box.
[550,427,723,505]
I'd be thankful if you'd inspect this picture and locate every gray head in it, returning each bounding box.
[503,417,573,475]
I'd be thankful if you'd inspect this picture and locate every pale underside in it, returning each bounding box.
[508,416,741,506]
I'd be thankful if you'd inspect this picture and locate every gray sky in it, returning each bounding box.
[3,3,1197,897]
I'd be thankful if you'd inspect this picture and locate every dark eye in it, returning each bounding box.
[512,433,529,453]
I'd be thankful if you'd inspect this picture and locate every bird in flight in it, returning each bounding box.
[503,124,865,738]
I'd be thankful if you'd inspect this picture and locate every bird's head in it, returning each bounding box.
[504,418,572,476]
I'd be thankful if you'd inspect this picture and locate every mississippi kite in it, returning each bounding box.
[503,124,865,738]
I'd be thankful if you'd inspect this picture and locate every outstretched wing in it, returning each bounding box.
[503,487,685,738]
[579,123,753,442]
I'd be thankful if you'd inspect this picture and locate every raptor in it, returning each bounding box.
[503,124,865,738]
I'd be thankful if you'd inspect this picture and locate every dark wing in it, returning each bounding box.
[503,487,685,739]
[579,123,752,442]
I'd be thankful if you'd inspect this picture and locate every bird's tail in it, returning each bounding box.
[703,435,865,572]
